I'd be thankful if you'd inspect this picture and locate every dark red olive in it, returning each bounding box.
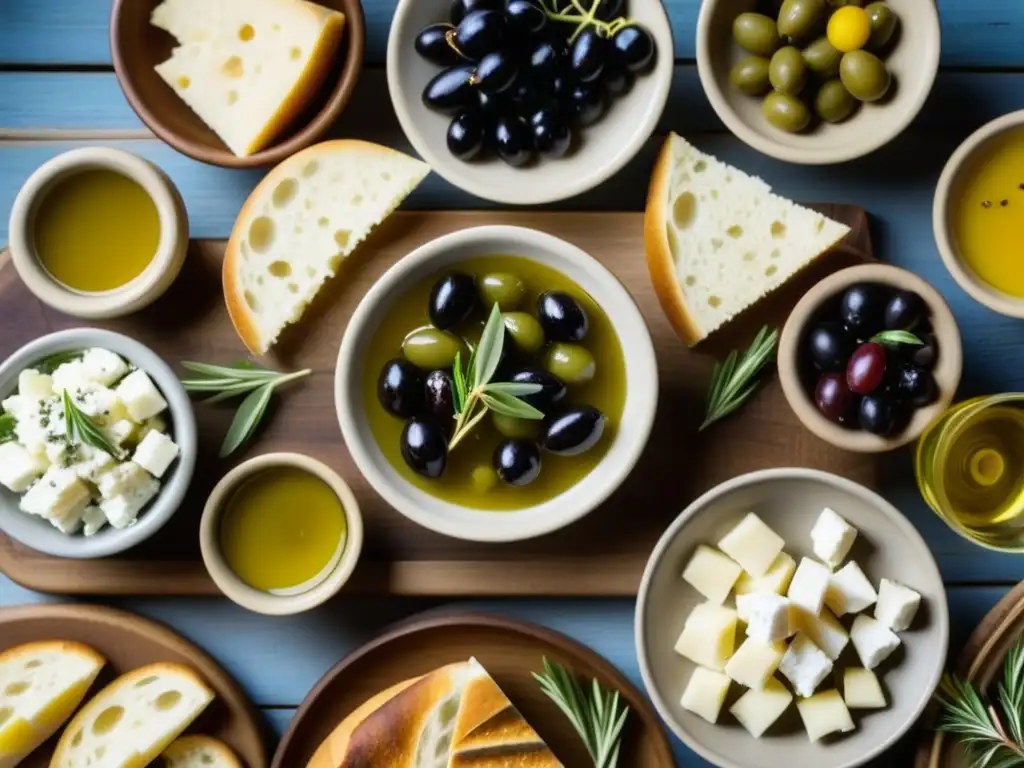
[454,9,505,61]
[510,367,566,411]
[846,341,886,395]
[612,24,655,72]
[570,28,606,82]
[415,24,462,67]
[896,365,937,407]
[378,359,423,418]
[840,283,887,336]
[423,66,477,114]
[806,322,854,372]
[493,439,542,485]
[859,394,900,435]
[541,405,606,456]
[814,372,855,423]
[401,418,449,478]
[450,0,502,25]
[884,290,927,331]
[537,291,588,342]
[494,114,534,167]
[475,50,518,94]
[424,370,456,436]
[429,273,478,329]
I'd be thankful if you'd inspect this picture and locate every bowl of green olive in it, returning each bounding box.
[696,0,940,164]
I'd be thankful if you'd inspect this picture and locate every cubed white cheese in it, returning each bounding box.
[717,512,786,578]
[99,471,160,528]
[725,638,785,690]
[797,607,850,661]
[825,561,878,616]
[850,614,901,669]
[682,545,743,604]
[875,578,922,632]
[96,461,153,500]
[796,689,855,741]
[105,419,138,446]
[844,667,886,709]
[2,394,35,422]
[115,370,168,422]
[19,467,90,522]
[50,503,85,535]
[0,442,48,492]
[674,603,738,671]
[680,667,732,724]
[810,507,858,568]
[779,632,833,698]
[734,552,796,596]
[50,360,90,394]
[787,558,832,615]
[729,677,792,738]
[82,505,107,537]
[741,594,795,643]
[72,385,123,427]
[81,348,129,386]
[67,445,115,484]
[137,414,168,442]
[132,430,179,479]
[17,369,53,400]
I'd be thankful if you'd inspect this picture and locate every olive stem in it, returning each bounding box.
[449,391,488,450]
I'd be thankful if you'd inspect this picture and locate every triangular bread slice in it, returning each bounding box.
[50,662,214,768]
[0,640,105,768]
[645,132,851,346]
[159,734,242,768]
[224,139,430,354]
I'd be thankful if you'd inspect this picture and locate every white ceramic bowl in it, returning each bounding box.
[636,468,949,768]
[335,225,658,542]
[0,328,197,558]
[386,0,674,205]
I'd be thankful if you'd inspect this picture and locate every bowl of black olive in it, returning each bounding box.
[334,225,658,541]
[386,0,674,205]
[778,264,962,452]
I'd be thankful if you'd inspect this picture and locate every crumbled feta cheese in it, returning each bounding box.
[729,678,792,738]
[779,632,833,698]
[717,512,786,578]
[811,507,858,568]
[132,431,179,479]
[19,467,90,522]
[825,561,878,616]
[68,445,115,484]
[742,593,795,643]
[798,607,850,661]
[682,544,743,604]
[787,557,832,615]
[850,615,901,670]
[680,667,731,724]
[735,552,797,597]
[796,690,855,741]
[115,370,168,422]
[81,348,129,386]
[51,360,90,393]
[99,472,160,528]
[17,369,53,400]
[0,442,48,492]
[725,638,785,690]
[82,505,107,537]
[875,579,922,632]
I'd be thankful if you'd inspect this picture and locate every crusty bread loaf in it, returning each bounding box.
[159,734,243,768]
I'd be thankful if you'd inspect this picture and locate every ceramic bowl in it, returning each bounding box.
[335,225,658,542]
[8,147,188,320]
[110,0,365,168]
[933,109,1024,317]
[200,452,364,615]
[636,468,949,768]
[778,263,962,453]
[385,0,674,205]
[0,328,197,558]
[697,0,940,164]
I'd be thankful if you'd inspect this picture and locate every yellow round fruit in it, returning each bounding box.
[827,6,871,53]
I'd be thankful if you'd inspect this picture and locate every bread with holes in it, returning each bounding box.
[50,662,214,768]
[223,139,430,354]
[645,132,851,346]
[158,734,242,768]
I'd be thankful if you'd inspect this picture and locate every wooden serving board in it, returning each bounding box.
[0,208,877,596]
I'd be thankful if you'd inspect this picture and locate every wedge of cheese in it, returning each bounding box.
[152,0,345,157]
[645,132,850,345]
[0,641,105,768]
[224,140,430,354]
[160,735,243,768]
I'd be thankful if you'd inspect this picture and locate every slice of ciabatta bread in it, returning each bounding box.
[50,662,214,768]
[224,139,430,354]
[159,734,242,768]
[645,132,851,346]
[0,641,105,768]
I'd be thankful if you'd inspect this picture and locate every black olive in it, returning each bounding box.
[541,405,606,455]
[423,65,477,114]
[537,291,589,342]
[494,114,535,167]
[477,89,504,116]
[603,64,634,95]
[568,79,609,126]
[505,0,547,37]
[415,23,461,67]
[510,367,567,411]
[454,9,505,61]
[896,365,937,407]
[858,394,899,436]
[595,0,625,20]
[450,0,502,25]
[527,39,566,79]
[806,321,854,372]
[611,24,655,72]
[510,79,546,111]
[429,273,478,329]
[400,418,449,478]
[475,50,519,94]
[840,283,887,337]
[377,359,424,418]
[424,370,456,436]
[531,108,572,157]
[913,332,939,369]
[447,111,486,160]
[493,439,542,485]
[884,290,927,332]
[548,73,574,101]
[570,28,606,83]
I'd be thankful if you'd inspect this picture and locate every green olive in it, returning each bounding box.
[802,36,842,77]
[402,326,464,370]
[814,78,857,122]
[502,312,545,355]
[471,465,498,493]
[776,0,826,43]
[732,12,781,57]
[865,2,898,50]
[542,343,596,385]
[762,91,811,132]
[839,49,890,102]
[827,0,865,6]
[479,272,526,311]
[768,46,808,95]
[730,56,771,96]
[492,412,541,440]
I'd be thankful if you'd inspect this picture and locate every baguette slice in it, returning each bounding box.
[224,139,430,354]
[159,735,242,768]
[645,132,851,345]
[50,662,214,768]
[0,641,105,768]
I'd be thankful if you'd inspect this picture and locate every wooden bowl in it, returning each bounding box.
[110,0,365,168]
[778,264,962,453]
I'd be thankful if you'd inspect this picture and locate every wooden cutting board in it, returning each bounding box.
[0,208,877,596]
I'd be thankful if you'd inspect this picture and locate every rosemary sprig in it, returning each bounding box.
[0,412,16,444]
[872,330,924,347]
[179,361,311,458]
[62,390,125,459]
[700,326,779,431]
[533,657,630,768]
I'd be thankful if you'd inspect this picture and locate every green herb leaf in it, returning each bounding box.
[872,330,924,347]
[34,349,85,375]
[180,360,281,381]
[0,413,16,444]
[472,304,506,389]
[479,390,545,420]
[62,390,124,459]
[700,326,779,432]
[452,350,467,414]
[218,383,274,458]
[485,381,543,397]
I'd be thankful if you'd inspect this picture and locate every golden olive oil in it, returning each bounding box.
[33,169,160,292]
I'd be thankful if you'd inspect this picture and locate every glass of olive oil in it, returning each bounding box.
[916,394,1024,550]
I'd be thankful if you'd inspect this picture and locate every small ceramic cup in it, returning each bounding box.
[200,452,364,616]
[8,147,188,319]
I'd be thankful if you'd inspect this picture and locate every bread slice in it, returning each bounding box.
[0,641,105,768]
[645,132,851,346]
[224,139,430,354]
[50,662,214,768]
[159,735,242,768]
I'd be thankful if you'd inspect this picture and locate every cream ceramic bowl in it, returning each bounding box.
[933,110,1024,317]
[697,0,940,164]
[386,0,674,205]
[335,225,658,542]
[636,468,949,768]
[8,147,188,319]
[200,453,364,616]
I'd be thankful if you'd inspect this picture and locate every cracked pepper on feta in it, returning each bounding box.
[0,348,179,536]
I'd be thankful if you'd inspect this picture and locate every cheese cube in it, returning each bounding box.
[717,513,785,577]
[99,469,160,529]
[17,369,53,400]
[811,507,858,568]
[50,502,86,535]
[787,558,831,615]
[850,615,901,669]
[674,603,738,671]
[798,607,850,661]
[682,545,743,604]
[68,445,116,484]
[843,668,886,709]
[115,370,168,422]
[138,414,168,442]
[680,667,732,724]
[875,579,922,632]
[132,430,179,478]
[796,690,855,741]
[19,467,90,522]
[729,677,792,738]
[82,505,107,537]
[97,462,153,500]
[825,561,878,616]
[734,552,796,596]
[81,348,129,386]
[71,385,123,427]
[779,632,833,698]
[50,360,90,394]
[725,638,785,690]
[105,419,138,446]
[0,442,48,492]
[1,394,35,422]
[741,594,795,643]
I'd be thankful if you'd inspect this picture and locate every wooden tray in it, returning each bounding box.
[272,611,674,767]
[0,603,268,768]
[0,208,877,596]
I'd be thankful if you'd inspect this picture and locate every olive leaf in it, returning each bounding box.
[0,413,16,445]
[480,390,545,420]
[62,390,125,459]
[34,349,85,375]
[452,350,468,414]
[872,330,923,347]
[219,383,274,458]
[472,303,506,389]
[485,381,546,397]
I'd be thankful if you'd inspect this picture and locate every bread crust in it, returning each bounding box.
[0,639,105,669]
[161,734,243,768]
